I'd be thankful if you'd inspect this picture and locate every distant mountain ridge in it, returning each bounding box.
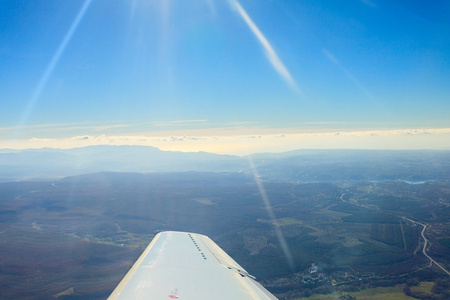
[0,146,449,182]
[0,145,242,181]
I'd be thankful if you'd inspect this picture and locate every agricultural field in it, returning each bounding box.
[295,284,415,300]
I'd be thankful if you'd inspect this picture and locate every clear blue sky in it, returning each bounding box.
[1,0,449,153]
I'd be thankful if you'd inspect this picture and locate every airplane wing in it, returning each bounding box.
[108,231,278,299]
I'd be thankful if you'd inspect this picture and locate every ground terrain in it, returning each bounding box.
[0,150,449,299]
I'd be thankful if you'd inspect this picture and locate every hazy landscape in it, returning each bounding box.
[1,146,449,183]
[0,147,449,299]
[3,1,450,299]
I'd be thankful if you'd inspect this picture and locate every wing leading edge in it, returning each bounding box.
[108,231,278,299]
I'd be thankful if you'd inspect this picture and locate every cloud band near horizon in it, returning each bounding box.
[2,127,449,155]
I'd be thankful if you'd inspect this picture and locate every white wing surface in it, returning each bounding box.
[108,231,278,300]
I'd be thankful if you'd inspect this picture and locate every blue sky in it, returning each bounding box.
[1,0,450,154]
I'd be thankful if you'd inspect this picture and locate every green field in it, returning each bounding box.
[295,284,415,300]
[410,281,434,297]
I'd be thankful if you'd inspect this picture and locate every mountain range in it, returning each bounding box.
[0,146,449,182]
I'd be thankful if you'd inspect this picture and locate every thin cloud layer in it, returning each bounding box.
[2,128,449,155]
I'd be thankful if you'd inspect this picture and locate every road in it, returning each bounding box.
[338,191,450,276]
[403,217,450,276]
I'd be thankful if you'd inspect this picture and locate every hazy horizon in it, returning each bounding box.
[3,127,450,156]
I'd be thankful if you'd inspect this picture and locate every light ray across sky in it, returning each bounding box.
[322,48,375,100]
[17,0,92,131]
[231,0,299,93]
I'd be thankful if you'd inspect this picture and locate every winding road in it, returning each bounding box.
[403,217,450,276]
[338,192,450,276]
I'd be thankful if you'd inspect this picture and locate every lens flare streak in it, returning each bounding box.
[231,0,299,93]
[248,158,295,270]
[18,0,93,129]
